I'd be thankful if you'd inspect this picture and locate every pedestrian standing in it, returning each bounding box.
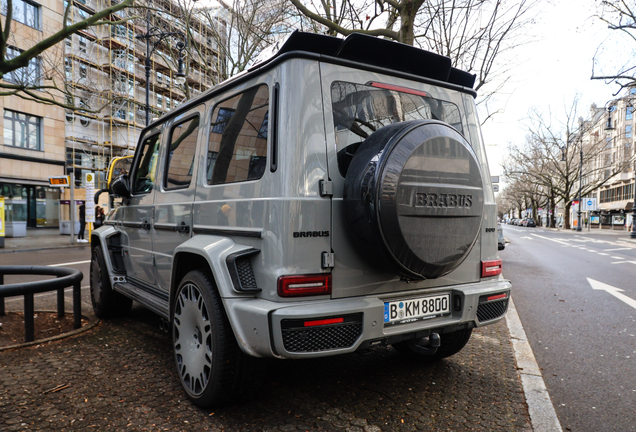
[78,202,87,242]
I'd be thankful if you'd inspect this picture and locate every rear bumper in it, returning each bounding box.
[225,278,512,359]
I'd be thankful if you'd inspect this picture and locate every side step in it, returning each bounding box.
[113,281,170,319]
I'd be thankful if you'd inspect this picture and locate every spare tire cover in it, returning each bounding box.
[343,120,484,279]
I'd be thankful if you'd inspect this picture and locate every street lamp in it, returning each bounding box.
[631,159,636,238]
[136,11,188,126]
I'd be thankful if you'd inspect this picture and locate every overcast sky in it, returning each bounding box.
[480,0,633,180]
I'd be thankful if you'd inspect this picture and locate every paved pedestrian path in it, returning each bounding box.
[0,228,90,254]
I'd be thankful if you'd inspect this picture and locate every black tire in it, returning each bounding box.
[172,270,265,408]
[392,328,473,361]
[90,245,133,318]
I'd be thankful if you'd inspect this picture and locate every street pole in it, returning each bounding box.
[631,159,636,239]
[70,172,75,244]
[576,140,583,232]
[145,10,151,126]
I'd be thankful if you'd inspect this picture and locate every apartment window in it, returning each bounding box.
[3,109,41,150]
[4,46,40,86]
[157,71,163,83]
[1,0,40,30]
[79,63,87,79]
[627,106,634,121]
[79,36,87,54]
[157,94,163,109]
[626,124,632,139]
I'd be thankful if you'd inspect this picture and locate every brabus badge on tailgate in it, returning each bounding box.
[293,231,330,238]
[414,193,472,209]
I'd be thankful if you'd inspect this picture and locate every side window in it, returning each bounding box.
[165,116,200,189]
[132,134,161,194]
[207,84,268,185]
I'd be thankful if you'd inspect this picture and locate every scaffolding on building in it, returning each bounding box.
[64,0,225,190]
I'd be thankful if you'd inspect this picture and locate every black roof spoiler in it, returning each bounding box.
[250,31,476,89]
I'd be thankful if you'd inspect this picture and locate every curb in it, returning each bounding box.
[506,298,562,432]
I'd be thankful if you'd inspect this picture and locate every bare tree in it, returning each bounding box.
[290,0,533,111]
[592,0,636,94]
[503,97,628,229]
[195,0,294,82]
[0,0,134,108]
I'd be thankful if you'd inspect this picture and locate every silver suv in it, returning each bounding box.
[90,31,510,408]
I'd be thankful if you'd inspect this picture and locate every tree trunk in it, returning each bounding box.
[564,202,572,230]
[398,0,425,45]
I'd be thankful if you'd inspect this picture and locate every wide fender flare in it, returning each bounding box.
[171,235,267,357]
[90,225,118,278]
[171,235,256,299]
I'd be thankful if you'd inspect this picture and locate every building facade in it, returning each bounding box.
[581,90,636,230]
[0,0,66,230]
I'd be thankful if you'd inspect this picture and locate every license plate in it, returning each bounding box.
[384,294,451,325]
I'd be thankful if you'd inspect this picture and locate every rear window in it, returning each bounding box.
[331,81,464,177]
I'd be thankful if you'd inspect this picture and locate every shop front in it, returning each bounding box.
[0,182,60,229]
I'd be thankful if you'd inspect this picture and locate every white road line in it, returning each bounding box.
[598,253,609,256]
[588,278,636,311]
[587,249,597,253]
[49,260,91,267]
[611,261,627,264]
[506,299,563,432]
[603,248,631,252]
[530,234,572,246]
[612,256,624,259]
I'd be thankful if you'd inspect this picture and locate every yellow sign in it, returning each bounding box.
[0,196,5,238]
[85,172,94,184]
[49,176,70,186]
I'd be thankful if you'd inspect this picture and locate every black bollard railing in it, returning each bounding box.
[0,266,84,343]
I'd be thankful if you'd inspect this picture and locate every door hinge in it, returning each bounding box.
[321,252,335,269]
[319,179,333,197]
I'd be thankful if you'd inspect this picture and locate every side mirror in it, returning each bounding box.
[110,175,131,199]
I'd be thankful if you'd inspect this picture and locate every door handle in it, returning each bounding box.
[176,221,190,234]
[142,220,151,231]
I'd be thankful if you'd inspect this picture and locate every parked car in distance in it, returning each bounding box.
[525,218,536,227]
[498,223,505,250]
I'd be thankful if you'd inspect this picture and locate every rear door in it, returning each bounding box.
[152,106,204,292]
[320,65,481,298]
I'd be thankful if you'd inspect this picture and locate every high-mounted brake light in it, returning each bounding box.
[367,81,430,98]
[277,274,332,297]
[481,259,502,278]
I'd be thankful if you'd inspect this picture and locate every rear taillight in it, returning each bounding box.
[277,274,332,297]
[481,259,502,278]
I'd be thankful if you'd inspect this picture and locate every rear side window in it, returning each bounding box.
[331,81,463,177]
[165,116,200,190]
[207,85,269,185]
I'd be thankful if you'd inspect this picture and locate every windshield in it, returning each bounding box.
[331,81,464,177]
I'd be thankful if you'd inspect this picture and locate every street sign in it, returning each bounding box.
[84,172,95,223]
[582,198,597,211]
[493,184,499,192]
[491,176,499,183]
[49,176,70,187]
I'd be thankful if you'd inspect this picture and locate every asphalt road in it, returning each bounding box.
[501,225,636,432]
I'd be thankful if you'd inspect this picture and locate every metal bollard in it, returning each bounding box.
[24,292,34,342]
[57,287,65,318]
[73,282,81,329]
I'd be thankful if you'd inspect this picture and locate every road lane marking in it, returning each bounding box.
[604,248,631,252]
[588,278,636,310]
[598,253,609,256]
[586,249,597,252]
[530,234,573,246]
[612,256,624,259]
[611,261,627,264]
[49,260,91,267]
[521,236,533,240]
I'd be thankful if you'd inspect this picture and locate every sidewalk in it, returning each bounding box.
[524,225,636,238]
[0,228,91,253]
